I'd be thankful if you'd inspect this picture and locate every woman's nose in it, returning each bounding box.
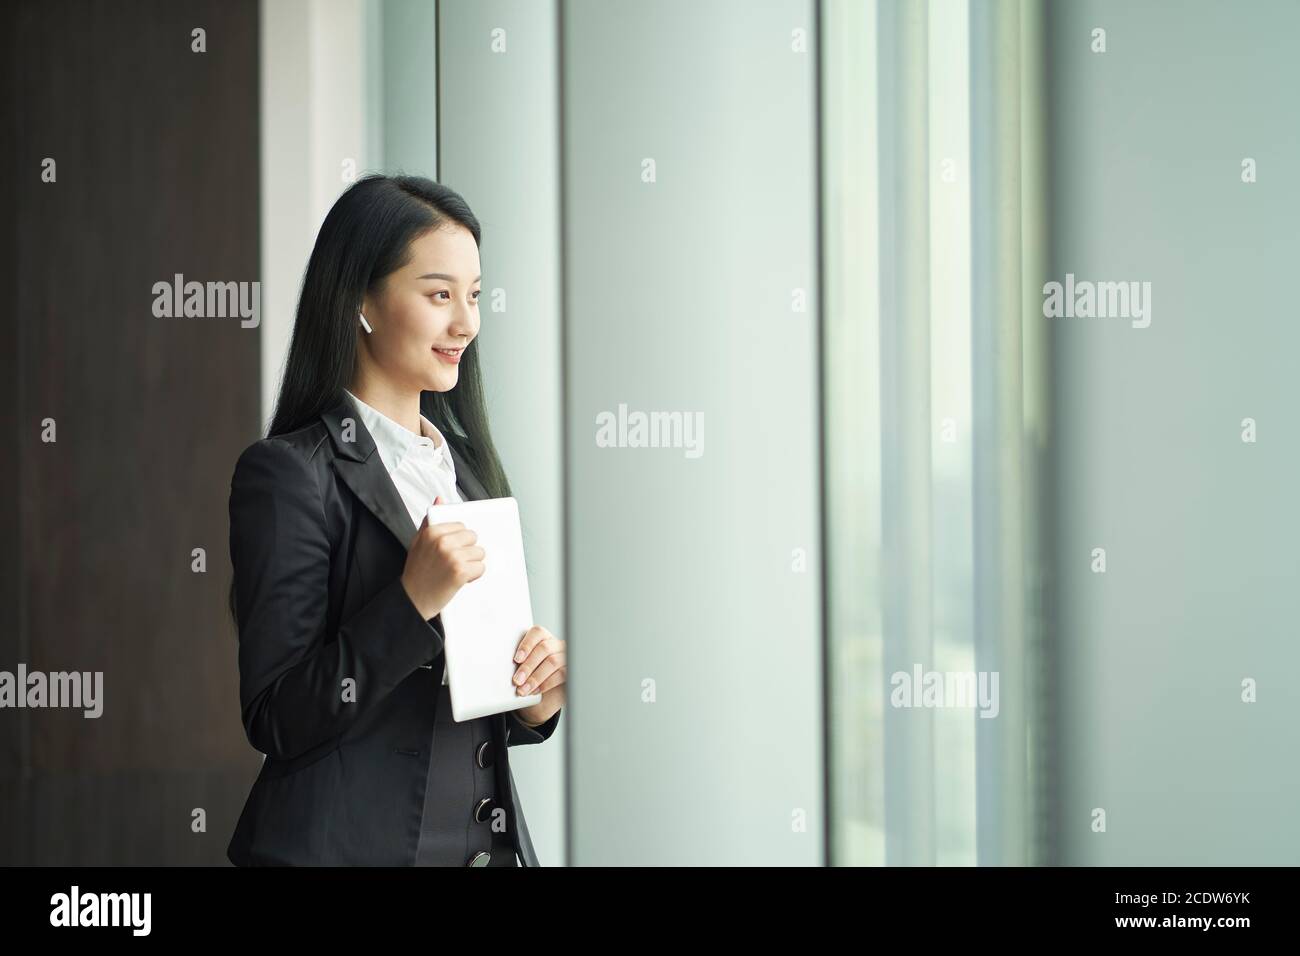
[450,306,478,338]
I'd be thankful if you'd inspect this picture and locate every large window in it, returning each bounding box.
[823,0,1049,866]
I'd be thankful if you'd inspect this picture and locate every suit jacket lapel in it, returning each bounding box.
[321,395,489,552]
[323,396,417,552]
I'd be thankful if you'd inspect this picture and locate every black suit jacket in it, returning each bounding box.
[226,394,560,866]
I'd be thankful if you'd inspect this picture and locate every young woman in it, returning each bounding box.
[225,174,565,867]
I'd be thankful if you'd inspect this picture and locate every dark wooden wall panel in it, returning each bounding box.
[2,0,262,864]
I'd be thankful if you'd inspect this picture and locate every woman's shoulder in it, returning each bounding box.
[232,420,335,489]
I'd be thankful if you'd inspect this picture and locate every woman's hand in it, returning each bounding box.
[511,625,566,727]
[400,495,485,620]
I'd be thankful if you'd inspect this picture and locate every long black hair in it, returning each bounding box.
[228,174,512,623]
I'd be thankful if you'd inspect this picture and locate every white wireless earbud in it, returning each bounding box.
[359,312,373,333]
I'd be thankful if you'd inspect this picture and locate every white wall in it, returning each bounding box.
[1047,0,1300,865]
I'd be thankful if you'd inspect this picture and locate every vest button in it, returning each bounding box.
[476,740,494,768]
[467,850,491,867]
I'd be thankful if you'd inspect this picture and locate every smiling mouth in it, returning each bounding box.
[433,347,463,356]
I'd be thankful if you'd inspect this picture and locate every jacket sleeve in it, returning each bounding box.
[229,438,441,761]
[505,707,561,747]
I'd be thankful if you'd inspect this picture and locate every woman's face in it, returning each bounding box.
[360,224,481,393]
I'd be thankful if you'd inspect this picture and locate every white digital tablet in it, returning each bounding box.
[427,497,543,722]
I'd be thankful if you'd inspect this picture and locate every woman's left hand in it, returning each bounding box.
[512,625,566,727]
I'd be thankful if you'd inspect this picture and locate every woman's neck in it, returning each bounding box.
[348,376,422,437]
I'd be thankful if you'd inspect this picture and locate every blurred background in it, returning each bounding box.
[2,0,1296,866]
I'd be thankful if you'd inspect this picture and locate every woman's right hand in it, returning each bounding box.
[400,495,486,620]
